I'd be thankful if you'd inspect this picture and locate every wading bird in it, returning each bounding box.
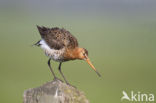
[34,26,101,84]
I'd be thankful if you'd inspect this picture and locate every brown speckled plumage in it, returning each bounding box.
[37,26,78,50]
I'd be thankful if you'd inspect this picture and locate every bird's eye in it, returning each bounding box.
[83,53,85,56]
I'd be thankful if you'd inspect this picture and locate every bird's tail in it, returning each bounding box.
[32,40,41,46]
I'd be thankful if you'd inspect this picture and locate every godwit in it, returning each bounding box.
[34,26,101,84]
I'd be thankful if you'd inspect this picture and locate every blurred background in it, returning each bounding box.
[0,0,156,103]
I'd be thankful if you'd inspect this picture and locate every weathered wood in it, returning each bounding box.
[23,79,89,103]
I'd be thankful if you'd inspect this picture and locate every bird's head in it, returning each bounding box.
[76,48,101,77]
[77,48,88,60]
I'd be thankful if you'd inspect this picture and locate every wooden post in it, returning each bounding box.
[23,79,89,103]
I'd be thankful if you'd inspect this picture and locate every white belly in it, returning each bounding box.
[44,49,65,61]
[39,40,65,61]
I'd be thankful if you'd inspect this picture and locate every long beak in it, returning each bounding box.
[85,58,101,77]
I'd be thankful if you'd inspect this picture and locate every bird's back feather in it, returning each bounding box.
[37,26,78,50]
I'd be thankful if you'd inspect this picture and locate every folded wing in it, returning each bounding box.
[37,26,78,50]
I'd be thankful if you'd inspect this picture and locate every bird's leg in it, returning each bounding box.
[58,62,69,84]
[58,62,76,88]
[48,58,57,80]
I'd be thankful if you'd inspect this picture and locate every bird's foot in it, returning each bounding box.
[53,77,76,88]
[66,82,77,88]
[53,77,63,82]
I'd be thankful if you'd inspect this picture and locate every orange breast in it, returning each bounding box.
[63,48,80,60]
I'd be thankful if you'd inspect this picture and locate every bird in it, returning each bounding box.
[34,25,101,84]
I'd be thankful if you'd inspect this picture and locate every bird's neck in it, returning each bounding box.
[64,47,82,60]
